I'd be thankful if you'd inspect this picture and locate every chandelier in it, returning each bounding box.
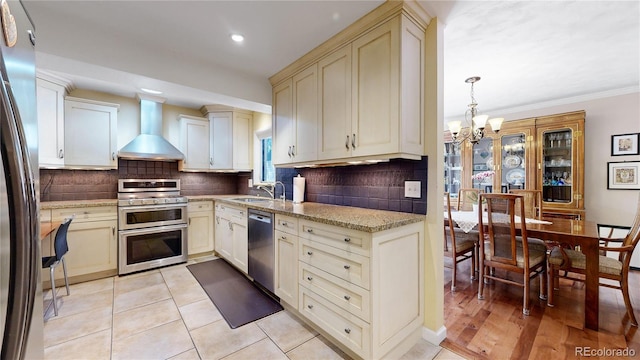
[447,76,504,144]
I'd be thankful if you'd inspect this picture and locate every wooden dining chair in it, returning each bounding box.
[509,189,543,220]
[477,193,548,316]
[547,194,640,326]
[444,192,478,291]
[457,188,483,211]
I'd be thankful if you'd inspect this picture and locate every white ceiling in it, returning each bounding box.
[23,0,640,121]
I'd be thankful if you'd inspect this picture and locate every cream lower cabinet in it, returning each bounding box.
[214,203,248,273]
[187,201,214,256]
[274,214,299,309]
[43,206,118,287]
[295,219,424,360]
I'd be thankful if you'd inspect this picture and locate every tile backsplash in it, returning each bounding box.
[40,158,428,215]
[275,156,428,215]
[40,160,243,202]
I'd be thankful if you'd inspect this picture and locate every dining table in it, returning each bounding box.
[445,210,601,330]
[40,221,60,241]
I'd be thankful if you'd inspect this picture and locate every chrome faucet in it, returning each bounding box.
[256,181,286,202]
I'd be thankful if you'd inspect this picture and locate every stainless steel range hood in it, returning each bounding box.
[118,95,185,161]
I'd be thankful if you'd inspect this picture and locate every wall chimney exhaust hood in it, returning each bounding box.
[118,94,185,161]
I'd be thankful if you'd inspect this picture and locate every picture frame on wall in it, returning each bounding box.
[607,161,640,190]
[611,133,640,156]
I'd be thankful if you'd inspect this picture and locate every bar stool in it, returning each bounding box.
[42,216,73,317]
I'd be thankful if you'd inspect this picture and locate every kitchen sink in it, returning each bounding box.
[229,197,272,203]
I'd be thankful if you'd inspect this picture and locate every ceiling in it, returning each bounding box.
[23,1,640,121]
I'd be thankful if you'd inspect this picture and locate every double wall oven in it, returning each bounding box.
[118,179,188,275]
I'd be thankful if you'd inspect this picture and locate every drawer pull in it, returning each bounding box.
[282,221,288,226]
[306,228,313,233]
[344,295,351,301]
[307,251,313,256]
[281,235,287,240]
[307,276,313,281]
[344,265,350,270]
[307,304,313,309]
[344,238,351,242]
[344,328,351,334]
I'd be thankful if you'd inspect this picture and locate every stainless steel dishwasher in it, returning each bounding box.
[248,209,275,293]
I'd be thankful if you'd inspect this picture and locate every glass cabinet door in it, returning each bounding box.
[541,129,573,203]
[499,133,526,192]
[471,137,494,192]
[444,142,462,198]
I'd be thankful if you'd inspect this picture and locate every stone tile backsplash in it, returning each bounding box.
[40,158,428,215]
[276,156,428,215]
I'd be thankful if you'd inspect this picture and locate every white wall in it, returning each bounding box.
[497,92,640,225]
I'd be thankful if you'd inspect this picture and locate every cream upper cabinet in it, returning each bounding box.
[64,97,118,169]
[209,111,233,170]
[350,15,424,158]
[37,78,66,168]
[318,45,352,160]
[232,110,253,171]
[272,65,318,165]
[179,114,211,171]
[199,106,253,171]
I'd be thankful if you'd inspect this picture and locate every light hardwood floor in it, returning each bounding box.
[442,258,640,359]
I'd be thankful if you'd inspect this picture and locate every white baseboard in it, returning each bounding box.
[422,325,447,346]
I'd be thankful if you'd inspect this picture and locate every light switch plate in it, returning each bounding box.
[404,181,421,198]
[248,179,253,188]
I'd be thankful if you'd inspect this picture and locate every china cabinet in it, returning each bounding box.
[452,110,585,219]
[443,141,462,197]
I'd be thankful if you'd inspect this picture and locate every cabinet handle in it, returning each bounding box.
[344,238,351,243]
[291,145,295,157]
[281,235,287,240]
[345,135,350,150]
[307,304,313,309]
[215,216,220,224]
[307,276,313,281]
[288,146,292,157]
[351,134,356,149]
[210,158,213,165]
[282,221,288,226]
[306,229,313,233]
[307,251,313,256]
[344,328,351,334]
[189,218,191,225]
[228,222,233,230]
[112,226,115,236]
[344,264,350,270]
[344,295,351,301]
[112,152,116,161]
[58,149,64,158]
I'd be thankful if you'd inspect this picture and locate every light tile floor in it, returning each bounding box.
[43,256,464,360]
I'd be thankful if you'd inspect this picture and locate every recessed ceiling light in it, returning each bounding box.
[140,88,162,95]
[231,33,244,43]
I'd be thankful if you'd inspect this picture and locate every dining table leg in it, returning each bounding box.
[582,238,599,330]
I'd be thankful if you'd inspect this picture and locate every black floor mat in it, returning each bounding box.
[187,258,283,329]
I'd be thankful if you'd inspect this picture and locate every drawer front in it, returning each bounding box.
[299,220,369,256]
[275,214,298,234]
[300,239,370,290]
[188,201,213,212]
[299,262,370,322]
[300,286,370,359]
[52,206,117,222]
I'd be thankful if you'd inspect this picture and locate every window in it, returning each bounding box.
[261,137,275,182]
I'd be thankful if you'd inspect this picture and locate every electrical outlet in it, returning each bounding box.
[248,179,253,188]
[404,181,421,198]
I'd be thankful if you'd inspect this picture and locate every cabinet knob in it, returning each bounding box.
[344,238,351,243]
[280,235,287,240]
[282,221,288,226]
[306,229,313,233]
[307,304,313,309]
[112,152,116,161]
[344,264,350,270]
[58,149,64,159]
[307,251,313,256]
[307,276,313,281]
[344,328,351,334]
[344,295,351,301]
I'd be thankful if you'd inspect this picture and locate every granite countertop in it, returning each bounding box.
[41,199,118,210]
[196,195,425,233]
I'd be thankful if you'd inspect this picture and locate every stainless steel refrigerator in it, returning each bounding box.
[0,0,42,359]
